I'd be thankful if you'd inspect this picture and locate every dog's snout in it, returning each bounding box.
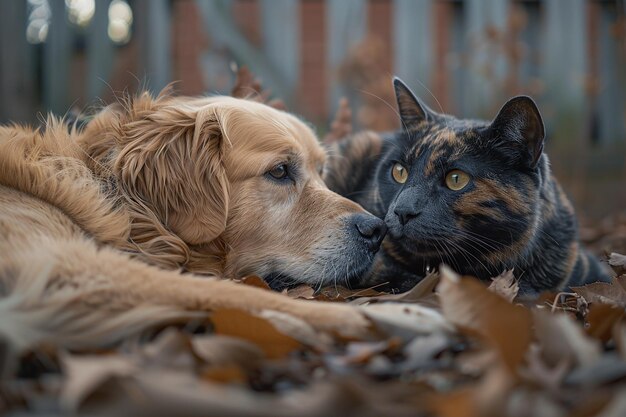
[354,214,387,251]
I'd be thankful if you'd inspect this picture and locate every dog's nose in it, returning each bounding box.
[354,214,387,251]
[394,206,421,226]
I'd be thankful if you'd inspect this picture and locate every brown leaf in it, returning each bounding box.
[437,265,532,374]
[614,324,626,362]
[284,284,315,300]
[572,276,626,307]
[231,65,286,110]
[487,270,518,302]
[210,309,301,359]
[200,365,247,384]
[323,98,353,144]
[140,328,197,369]
[231,65,262,99]
[595,390,626,417]
[533,309,601,368]
[609,252,626,275]
[360,302,452,342]
[586,303,625,342]
[340,338,402,365]
[350,271,440,306]
[239,275,271,291]
[60,353,136,411]
[190,335,263,371]
[318,286,386,302]
[258,310,331,350]
[519,345,569,394]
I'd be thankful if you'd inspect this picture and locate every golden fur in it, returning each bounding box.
[0,92,373,351]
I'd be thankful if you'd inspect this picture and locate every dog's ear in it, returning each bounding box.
[116,101,229,245]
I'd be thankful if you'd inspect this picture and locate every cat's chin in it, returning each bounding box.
[393,236,442,256]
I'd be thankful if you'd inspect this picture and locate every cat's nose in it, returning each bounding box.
[394,207,421,226]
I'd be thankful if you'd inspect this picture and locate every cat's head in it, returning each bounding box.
[378,78,546,274]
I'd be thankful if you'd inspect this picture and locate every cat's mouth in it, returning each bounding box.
[388,233,449,259]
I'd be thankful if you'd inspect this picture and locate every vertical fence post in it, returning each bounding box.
[543,0,587,141]
[393,0,433,108]
[0,1,36,123]
[595,4,625,144]
[87,0,115,102]
[260,0,299,90]
[543,0,588,203]
[462,0,510,117]
[136,0,171,94]
[43,0,72,116]
[327,0,367,118]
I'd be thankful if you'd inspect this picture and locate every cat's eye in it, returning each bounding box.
[445,170,470,191]
[268,164,289,180]
[391,163,408,184]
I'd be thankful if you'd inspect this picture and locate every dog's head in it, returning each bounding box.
[84,93,385,287]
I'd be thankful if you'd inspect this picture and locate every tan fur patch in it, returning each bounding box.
[455,178,530,221]
[423,129,457,176]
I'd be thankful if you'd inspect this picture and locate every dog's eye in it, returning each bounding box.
[268,164,289,180]
[445,169,470,191]
[391,163,408,184]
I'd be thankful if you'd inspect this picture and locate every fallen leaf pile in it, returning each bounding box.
[1,250,625,417]
[2,68,625,416]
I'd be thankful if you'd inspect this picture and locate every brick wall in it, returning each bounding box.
[298,0,327,122]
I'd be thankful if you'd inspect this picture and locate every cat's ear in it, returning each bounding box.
[393,77,433,127]
[489,96,545,168]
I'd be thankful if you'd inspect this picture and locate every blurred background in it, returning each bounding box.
[0,0,625,220]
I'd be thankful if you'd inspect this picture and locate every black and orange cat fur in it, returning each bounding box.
[325,78,610,295]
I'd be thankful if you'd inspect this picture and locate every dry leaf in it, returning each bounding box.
[240,275,272,291]
[258,309,331,350]
[585,303,625,342]
[141,328,197,369]
[340,338,402,365]
[533,309,602,368]
[595,390,626,417]
[519,344,569,393]
[565,353,626,386]
[351,271,440,306]
[284,284,315,300]
[231,65,286,110]
[201,365,247,384]
[60,353,136,411]
[615,324,626,361]
[572,276,626,307]
[608,252,626,275]
[487,270,519,302]
[191,335,263,371]
[360,302,451,342]
[323,98,353,144]
[438,265,532,374]
[210,309,301,359]
[231,65,262,99]
[316,286,385,302]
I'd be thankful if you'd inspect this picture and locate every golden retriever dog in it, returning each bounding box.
[0,91,386,349]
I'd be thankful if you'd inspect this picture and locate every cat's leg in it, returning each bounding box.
[566,249,611,288]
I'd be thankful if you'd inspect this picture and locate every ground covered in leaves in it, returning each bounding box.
[1,215,626,417]
[2,70,626,416]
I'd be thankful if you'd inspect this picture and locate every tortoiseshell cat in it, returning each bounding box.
[325,78,610,295]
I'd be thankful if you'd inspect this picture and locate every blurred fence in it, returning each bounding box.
[0,0,625,216]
